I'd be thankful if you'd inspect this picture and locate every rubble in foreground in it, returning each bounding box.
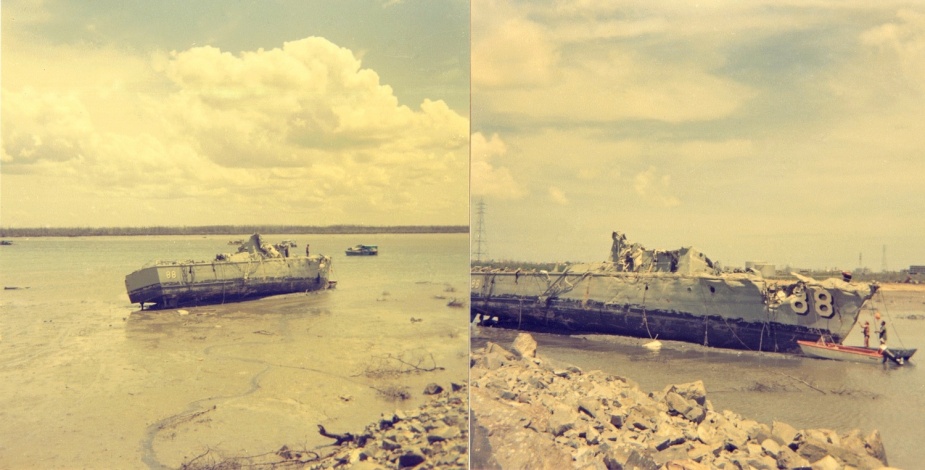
[310,382,468,469]
[181,382,468,470]
[471,333,894,470]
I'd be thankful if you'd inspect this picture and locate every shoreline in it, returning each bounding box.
[179,381,469,469]
[471,333,896,469]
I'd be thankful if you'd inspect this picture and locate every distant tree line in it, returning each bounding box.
[0,225,468,238]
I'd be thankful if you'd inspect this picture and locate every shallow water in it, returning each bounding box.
[0,234,469,469]
[473,287,925,469]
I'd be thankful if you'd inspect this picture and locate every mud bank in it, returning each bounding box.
[181,381,468,469]
[471,333,896,470]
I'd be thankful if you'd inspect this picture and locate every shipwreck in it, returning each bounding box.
[125,234,333,309]
[471,231,878,353]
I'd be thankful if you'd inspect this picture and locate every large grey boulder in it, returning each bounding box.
[666,381,708,406]
[423,383,443,395]
[547,402,578,437]
[777,445,812,469]
[511,332,538,358]
[810,454,840,470]
[771,420,800,448]
[602,444,658,470]
[478,342,516,370]
[664,391,706,424]
[864,429,888,464]
[578,397,607,424]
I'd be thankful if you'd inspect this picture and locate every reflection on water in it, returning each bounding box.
[0,234,468,469]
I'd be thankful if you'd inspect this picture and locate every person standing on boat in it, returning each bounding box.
[862,321,871,348]
[878,320,888,350]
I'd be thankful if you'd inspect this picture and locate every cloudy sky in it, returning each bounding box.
[472,0,925,271]
[1,0,469,227]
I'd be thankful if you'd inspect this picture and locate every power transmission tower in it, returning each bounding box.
[473,199,487,262]
[882,245,888,272]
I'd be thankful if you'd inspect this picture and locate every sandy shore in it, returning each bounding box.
[877,283,925,293]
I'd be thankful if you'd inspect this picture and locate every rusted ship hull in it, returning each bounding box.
[471,272,876,353]
[471,231,877,353]
[127,259,330,309]
[473,293,860,353]
[125,235,332,309]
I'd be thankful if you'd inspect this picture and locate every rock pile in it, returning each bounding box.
[471,333,894,470]
[308,382,468,469]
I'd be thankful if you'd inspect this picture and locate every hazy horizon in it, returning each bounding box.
[4,1,923,271]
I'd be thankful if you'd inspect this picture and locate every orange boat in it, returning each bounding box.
[797,338,916,365]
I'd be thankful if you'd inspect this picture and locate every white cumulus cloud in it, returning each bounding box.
[634,167,680,208]
[471,132,527,200]
[548,186,569,205]
[1,35,469,226]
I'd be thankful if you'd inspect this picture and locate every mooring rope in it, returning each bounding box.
[876,289,907,348]
[719,316,754,351]
[641,282,654,339]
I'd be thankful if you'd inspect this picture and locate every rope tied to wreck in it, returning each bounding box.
[760,294,779,352]
[718,316,754,351]
[641,281,654,339]
[700,280,755,351]
[873,289,908,349]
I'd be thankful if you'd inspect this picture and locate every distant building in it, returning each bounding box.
[745,261,776,278]
[910,266,925,275]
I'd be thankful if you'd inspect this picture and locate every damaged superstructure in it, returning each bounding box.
[471,231,878,353]
[125,234,333,309]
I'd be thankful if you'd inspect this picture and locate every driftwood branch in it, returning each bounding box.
[179,449,212,469]
[390,352,443,372]
[317,425,371,447]
[354,351,445,378]
[179,445,320,469]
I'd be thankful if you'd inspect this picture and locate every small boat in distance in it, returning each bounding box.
[345,244,378,256]
[798,338,916,365]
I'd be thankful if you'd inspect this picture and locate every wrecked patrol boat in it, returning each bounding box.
[125,234,333,309]
[471,231,878,353]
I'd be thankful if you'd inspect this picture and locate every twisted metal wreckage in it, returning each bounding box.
[471,231,878,353]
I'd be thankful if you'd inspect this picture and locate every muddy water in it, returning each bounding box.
[473,286,925,469]
[0,234,468,469]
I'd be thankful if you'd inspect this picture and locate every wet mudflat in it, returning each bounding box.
[0,234,468,469]
[472,284,925,469]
